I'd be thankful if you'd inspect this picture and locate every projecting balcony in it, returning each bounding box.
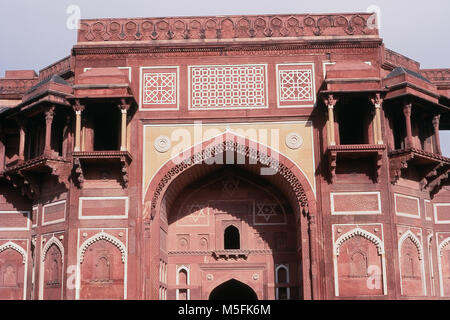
[2,155,71,199]
[327,144,386,183]
[72,150,132,189]
[389,147,450,194]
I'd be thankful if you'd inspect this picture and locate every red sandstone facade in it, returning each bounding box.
[0,12,449,300]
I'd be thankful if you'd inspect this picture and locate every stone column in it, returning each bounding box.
[324,94,338,146]
[0,128,4,170]
[403,102,413,149]
[370,94,384,145]
[118,99,131,152]
[44,106,55,156]
[73,100,85,152]
[432,114,442,155]
[18,118,27,161]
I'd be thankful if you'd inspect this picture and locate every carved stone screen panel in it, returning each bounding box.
[276,63,316,108]
[140,67,179,110]
[189,64,268,109]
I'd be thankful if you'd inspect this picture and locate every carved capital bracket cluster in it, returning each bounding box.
[389,152,414,185]
[2,157,71,200]
[72,151,132,189]
[328,144,386,184]
[389,148,450,197]
[72,157,84,188]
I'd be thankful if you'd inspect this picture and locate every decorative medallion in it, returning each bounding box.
[253,273,259,280]
[207,274,213,281]
[154,135,171,153]
[285,132,303,150]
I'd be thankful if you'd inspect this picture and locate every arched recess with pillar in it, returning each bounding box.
[142,132,319,300]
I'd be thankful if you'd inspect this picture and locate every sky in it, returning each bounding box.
[0,0,449,155]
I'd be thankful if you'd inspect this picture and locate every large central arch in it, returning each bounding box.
[142,132,319,300]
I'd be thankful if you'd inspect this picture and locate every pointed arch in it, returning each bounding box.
[79,231,127,263]
[334,227,384,256]
[399,230,424,260]
[0,241,27,263]
[438,237,450,257]
[41,236,65,263]
[144,132,315,220]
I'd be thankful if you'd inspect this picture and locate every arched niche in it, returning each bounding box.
[334,228,385,297]
[78,232,126,300]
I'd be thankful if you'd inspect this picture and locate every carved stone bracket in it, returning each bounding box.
[389,153,414,185]
[72,151,132,189]
[328,144,386,184]
[427,166,450,197]
[3,157,71,200]
[73,157,84,188]
[389,148,450,196]
[328,150,337,183]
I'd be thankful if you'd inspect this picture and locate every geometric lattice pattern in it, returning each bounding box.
[190,65,266,108]
[279,69,313,102]
[143,72,176,105]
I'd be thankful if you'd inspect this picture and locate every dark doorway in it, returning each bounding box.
[209,279,258,300]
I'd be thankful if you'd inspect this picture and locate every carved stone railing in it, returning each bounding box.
[383,48,421,72]
[420,69,450,83]
[0,78,38,96]
[38,56,73,82]
[77,13,379,43]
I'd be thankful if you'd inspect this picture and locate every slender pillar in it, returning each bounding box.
[0,129,5,170]
[18,118,27,161]
[73,100,85,152]
[403,102,413,149]
[118,98,131,152]
[44,106,55,156]
[370,94,384,144]
[324,94,338,146]
[432,114,442,155]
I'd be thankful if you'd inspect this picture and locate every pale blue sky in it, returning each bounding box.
[0,0,449,155]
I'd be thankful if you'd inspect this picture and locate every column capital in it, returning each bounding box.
[45,106,55,122]
[73,99,85,113]
[370,93,383,108]
[14,116,27,128]
[402,102,412,117]
[323,94,338,108]
[118,98,131,112]
[432,114,441,127]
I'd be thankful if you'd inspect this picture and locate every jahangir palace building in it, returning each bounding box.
[0,12,449,300]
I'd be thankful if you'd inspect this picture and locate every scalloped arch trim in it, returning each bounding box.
[0,241,27,263]
[41,236,65,263]
[79,231,126,263]
[334,227,384,256]
[399,230,424,260]
[438,237,450,257]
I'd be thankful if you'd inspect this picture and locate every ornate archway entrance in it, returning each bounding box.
[142,133,318,300]
[209,279,258,300]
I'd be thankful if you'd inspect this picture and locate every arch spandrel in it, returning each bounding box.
[144,133,316,221]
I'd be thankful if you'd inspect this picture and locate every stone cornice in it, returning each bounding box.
[73,38,382,56]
